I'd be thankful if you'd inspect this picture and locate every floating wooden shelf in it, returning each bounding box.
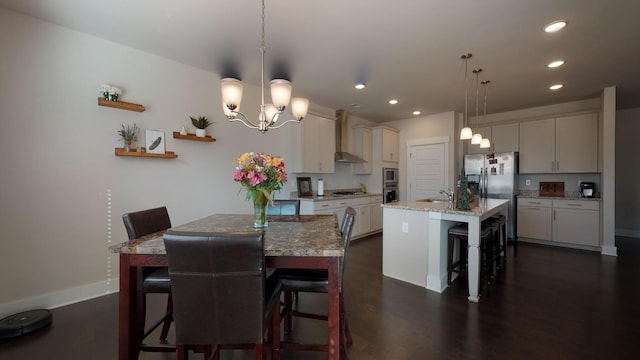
[114,148,177,158]
[172,131,216,142]
[98,98,145,112]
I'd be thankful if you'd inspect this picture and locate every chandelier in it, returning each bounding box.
[221,0,309,133]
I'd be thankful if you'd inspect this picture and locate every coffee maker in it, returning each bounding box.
[579,182,596,198]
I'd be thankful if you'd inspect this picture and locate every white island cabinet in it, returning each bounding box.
[382,198,509,303]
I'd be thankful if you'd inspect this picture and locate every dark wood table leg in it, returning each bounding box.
[119,254,141,360]
[327,256,340,360]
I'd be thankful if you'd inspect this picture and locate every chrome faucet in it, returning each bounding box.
[440,189,455,203]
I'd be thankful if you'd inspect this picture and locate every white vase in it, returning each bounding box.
[195,128,206,137]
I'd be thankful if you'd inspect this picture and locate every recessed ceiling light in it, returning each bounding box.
[413,111,421,116]
[388,99,398,105]
[544,20,567,33]
[548,60,565,68]
[355,83,365,90]
[549,84,564,90]
[349,103,361,108]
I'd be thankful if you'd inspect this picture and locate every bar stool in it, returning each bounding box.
[447,223,493,286]
[487,215,507,270]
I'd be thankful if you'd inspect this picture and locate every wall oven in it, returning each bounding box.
[383,167,399,203]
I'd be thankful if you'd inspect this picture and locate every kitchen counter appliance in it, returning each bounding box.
[579,182,596,198]
[383,167,398,203]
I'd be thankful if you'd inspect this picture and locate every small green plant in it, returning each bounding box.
[190,116,213,129]
[117,123,139,141]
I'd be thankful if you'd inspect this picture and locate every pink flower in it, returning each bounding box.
[232,169,245,180]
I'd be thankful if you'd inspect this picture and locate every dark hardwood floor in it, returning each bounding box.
[2,234,639,359]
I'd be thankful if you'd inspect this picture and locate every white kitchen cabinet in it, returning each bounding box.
[369,195,383,231]
[517,198,553,240]
[466,126,492,154]
[552,200,600,247]
[491,123,519,153]
[299,195,383,239]
[352,125,372,174]
[289,114,335,173]
[519,113,597,173]
[378,127,399,163]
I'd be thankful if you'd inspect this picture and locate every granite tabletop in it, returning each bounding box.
[109,214,343,257]
[381,198,510,217]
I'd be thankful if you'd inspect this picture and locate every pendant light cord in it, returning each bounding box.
[260,0,266,113]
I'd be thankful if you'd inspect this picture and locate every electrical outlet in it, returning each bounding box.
[402,222,409,233]
[526,179,531,186]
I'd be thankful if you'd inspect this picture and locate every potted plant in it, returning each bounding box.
[190,116,213,137]
[117,123,139,152]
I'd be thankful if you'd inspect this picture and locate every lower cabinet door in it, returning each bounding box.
[553,209,599,246]
[517,206,552,240]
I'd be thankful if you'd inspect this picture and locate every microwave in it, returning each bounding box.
[383,168,398,183]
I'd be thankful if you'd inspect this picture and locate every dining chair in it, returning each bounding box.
[162,230,281,360]
[277,207,356,359]
[122,206,174,352]
[266,199,300,215]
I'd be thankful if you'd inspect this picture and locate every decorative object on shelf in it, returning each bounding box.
[190,116,213,137]
[480,80,492,149]
[220,0,309,133]
[471,68,483,145]
[180,126,187,136]
[98,84,122,101]
[145,130,165,154]
[296,177,312,197]
[117,123,139,152]
[233,152,287,228]
[459,53,473,140]
[172,131,216,142]
[457,169,471,210]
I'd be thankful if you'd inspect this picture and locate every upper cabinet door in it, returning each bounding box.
[519,118,555,173]
[491,123,519,153]
[289,114,335,173]
[382,128,399,162]
[555,113,598,173]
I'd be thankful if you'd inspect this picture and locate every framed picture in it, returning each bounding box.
[145,130,165,154]
[296,177,313,197]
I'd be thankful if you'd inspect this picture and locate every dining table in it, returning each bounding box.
[109,213,344,360]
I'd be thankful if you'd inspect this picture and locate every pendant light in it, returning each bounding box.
[221,0,309,133]
[459,53,473,140]
[480,80,492,149]
[471,68,483,145]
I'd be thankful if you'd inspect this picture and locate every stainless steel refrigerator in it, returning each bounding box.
[464,152,519,240]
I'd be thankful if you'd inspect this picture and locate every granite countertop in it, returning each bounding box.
[382,198,510,217]
[109,214,343,257]
[291,191,383,201]
[517,190,602,201]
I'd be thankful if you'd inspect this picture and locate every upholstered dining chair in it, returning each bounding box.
[122,206,174,352]
[266,199,300,215]
[162,230,282,360]
[277,207,356,359]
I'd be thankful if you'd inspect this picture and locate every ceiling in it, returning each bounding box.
[2,0,639,122]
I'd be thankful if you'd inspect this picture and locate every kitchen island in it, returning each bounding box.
[382,198,509,302]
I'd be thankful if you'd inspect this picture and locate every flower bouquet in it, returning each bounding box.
[233,152,287,227]
[98,84,123,101]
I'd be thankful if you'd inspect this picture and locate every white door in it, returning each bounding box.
[408,141,448,200]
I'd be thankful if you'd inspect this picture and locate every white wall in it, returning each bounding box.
[0,8,361,314]
[615,107,640,238]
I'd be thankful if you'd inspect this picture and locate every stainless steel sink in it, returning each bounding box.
[417,198,448,203]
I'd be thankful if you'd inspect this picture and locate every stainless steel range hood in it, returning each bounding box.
[335,109,366,163]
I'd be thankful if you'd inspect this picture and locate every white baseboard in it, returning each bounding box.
[0,278,119,318]
[616,228,640,239]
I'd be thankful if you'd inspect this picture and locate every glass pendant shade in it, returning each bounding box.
[471,133,483,144]
[460,126,473,140]
[221,78,243,111]
[264,104,278,122]
[291,97,309,120]
[480,138,491,148]
[270,79,292,110]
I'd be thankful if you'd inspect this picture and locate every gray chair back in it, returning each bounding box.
[339,207,356,290]
[267,200,300,215]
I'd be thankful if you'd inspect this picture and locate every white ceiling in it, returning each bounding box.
[2,0,639,122]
